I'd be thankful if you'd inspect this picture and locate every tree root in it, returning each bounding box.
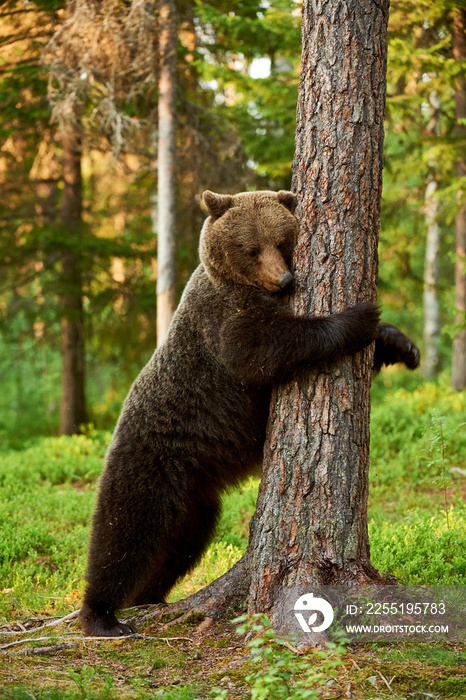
[129,552,251,630]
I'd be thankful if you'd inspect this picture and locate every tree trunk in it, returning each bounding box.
[59,128,87,435]
[248,0,390,617]
[156,0,177,346]
[423,177,441,378]
[423,91,441,379]
[452,7,466,390]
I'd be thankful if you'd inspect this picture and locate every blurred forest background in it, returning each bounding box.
[1,0,465,445]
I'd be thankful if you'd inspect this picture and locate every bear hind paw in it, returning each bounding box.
[79,604,136,637]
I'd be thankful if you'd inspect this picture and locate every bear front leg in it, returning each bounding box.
[220,302,381,385]
[373,323,420,373]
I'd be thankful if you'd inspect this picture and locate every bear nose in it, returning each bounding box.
[279,272,294,289]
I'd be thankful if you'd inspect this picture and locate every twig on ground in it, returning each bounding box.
[377,670,394,693]
[0,632,193,651]
[276,639,303,655]
[15,643,79,656]
[0,636,53,651]
[0,610,80,636]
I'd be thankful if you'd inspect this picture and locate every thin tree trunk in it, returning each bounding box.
[156,0,177,346]
[423,177,441,378]
[59,127,87,435]
[248,0,390,618]
[423,91,441,379]
[452,7,466,390]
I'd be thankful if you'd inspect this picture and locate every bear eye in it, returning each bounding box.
[278,241,286,252]
[246,248,259,258]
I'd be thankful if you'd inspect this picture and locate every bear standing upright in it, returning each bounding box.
[79,190,420,637]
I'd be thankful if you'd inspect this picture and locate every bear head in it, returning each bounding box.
[199,190,299,292]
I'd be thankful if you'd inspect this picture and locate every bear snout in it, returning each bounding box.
[258,247,293,291]
[279,272,294,289]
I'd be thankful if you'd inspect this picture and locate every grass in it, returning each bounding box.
[1,370,464,621]
[0,369,465,698]
[370,372,466,520]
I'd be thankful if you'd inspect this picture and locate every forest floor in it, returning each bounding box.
[1,609,465,699]
[1,372,465,699]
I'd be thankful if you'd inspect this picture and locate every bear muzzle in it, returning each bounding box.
[279,272,294,289]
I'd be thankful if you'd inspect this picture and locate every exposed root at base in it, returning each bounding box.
[128,552,251,632]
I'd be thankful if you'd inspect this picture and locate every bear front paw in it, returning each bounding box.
[374,323,420,372]
[339,302,381,352]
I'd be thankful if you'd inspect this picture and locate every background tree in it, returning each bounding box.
[44,0,158,433]
[58,107,87,434]
[423,92,441,379]
[0,0,159,437]
[156,0,178,345]
[452,5,466,390]
[382,0,466,381]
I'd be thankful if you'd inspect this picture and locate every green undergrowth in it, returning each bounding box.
[0,372,465,622]
[370,505,466,584]
[370,371,466,519]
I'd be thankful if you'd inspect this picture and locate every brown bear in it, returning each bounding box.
[79,190,420,637]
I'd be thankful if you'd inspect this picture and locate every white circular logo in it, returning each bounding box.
[294,593,334,633]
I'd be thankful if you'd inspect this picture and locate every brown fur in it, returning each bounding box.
[79,190,420,637]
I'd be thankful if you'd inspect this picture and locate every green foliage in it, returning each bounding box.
[3,691,110,700]
[217,477,259,549]
[0,431,110,620]
[67,667,114,700]
[195,0,300,186]
[169,541,244,603]
[163,687,203,700]
[370,374,466,519]
[425,408,464,527]
[211,614,345,700]
[368,376,466,583]
[370,505,466,584]
[0,373,465,623]
[1,683,204,700]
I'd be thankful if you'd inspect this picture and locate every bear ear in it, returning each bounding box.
[277,190,298,214]
[202,191,234,220]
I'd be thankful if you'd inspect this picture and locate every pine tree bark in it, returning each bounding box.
[59,127,87,435]
[248,0,390,616]
[452,7,466,390]
[156,0,177,346]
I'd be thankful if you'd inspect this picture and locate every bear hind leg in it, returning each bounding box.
[133,496,221,606]
[80,471,189,637]
[79,604,136,637]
